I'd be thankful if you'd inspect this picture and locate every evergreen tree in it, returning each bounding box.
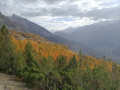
[57,55,67,70]
[20,41,41,87]
[0,25,18,74]
[68,55,78,69]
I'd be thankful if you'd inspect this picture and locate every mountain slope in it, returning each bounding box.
[54,20,120,63]
[0,12,30,33]
[55,20,120,49]
[0,26,117,89]
[11,14,53,37]
[11,31,77,60]
[0,12,106,58]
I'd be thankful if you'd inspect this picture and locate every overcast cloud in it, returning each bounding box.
[0,0,120,31]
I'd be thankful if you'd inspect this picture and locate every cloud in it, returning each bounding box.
[86,6,120,20]
[15,0,39,4]
[17,0,120,20]
[44,0,64,5]
[20,8,50,17]
[0,0,120,31]
[0,0,119,19]
[19,4,120,20]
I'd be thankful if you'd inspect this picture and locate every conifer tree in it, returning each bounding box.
[57,55,67,70]
[68,55,78,69]
[0,25,17,74]
[21,41,41,87]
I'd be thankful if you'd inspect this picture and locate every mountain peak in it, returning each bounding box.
[11,14,27,20]
[12,14,19,17]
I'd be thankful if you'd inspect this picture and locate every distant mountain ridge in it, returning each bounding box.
[55,20,120,48]
[54,20,120,63]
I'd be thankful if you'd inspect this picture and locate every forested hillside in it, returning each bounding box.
[0,26,120,90]
[11,30,76,61]
[0,12,106,58]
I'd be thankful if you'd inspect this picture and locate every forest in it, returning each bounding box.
[0,25,120,90]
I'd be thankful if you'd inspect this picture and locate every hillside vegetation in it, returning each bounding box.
[11,31,76,61]
[0,26,120,90]
[0,12,106,58]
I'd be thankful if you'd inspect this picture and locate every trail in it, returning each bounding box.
[0,73,31,90]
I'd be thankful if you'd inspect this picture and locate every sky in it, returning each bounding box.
[0,0,120,32]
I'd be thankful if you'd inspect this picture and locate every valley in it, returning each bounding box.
[55,20,120,63]
[0,0,120,89]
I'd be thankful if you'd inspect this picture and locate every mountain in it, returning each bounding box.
[0,11,30,33]
[0,12,106,58]
[54,20,120,63]
[11,14,53,37]
[60,27,75,33]
[55,20,120,48]
[0,12,63,42]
